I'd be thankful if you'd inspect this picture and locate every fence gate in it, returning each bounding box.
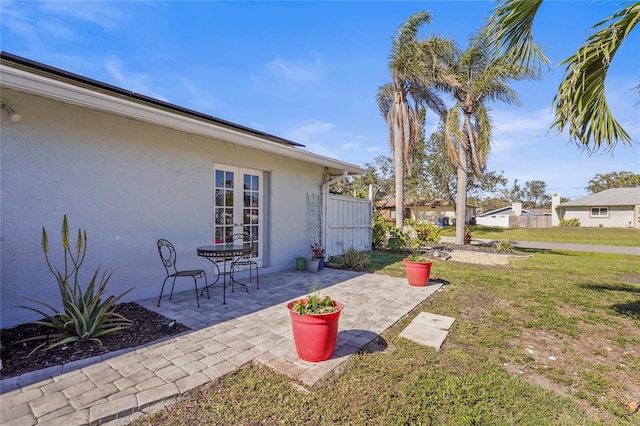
[324,194,372,257]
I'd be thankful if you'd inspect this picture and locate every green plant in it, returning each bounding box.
[387,226,409,251]
[559,218,581,227]
[405,220,441,250]
[406,252,429,263]
[291,293,340,315]
[19,215,133,354]
[332,245,370,271]
[494,239,515,253]
[372,212,388,248]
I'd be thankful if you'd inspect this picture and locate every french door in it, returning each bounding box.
[213,165,262,264]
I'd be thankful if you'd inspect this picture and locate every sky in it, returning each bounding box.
[1,0,638,200]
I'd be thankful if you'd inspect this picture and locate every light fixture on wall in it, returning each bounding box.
[1,99,22,122]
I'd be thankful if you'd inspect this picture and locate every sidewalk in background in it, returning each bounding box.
[440,236,640,256]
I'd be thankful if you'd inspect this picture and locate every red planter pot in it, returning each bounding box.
[287,300,343,362]
[403,259,433,287]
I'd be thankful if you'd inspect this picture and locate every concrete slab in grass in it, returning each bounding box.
[411,312,455,330]
[399,312,456,351]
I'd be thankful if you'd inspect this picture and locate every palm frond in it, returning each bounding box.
[552,2,638,152]
[485,0,551,72]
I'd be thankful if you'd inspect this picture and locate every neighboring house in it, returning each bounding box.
[0,52,367,328]
[555,188,640,228]
[377,197,475,225]
[475,202,551,228]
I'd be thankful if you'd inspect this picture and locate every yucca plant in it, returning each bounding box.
[19,215,132,355]
[332,246,370,271]
[494,239,515,253]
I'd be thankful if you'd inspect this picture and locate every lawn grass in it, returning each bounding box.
[130,250,640,425]
[439,225,640,246]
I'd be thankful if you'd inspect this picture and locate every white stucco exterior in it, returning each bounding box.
[557,205,638,228]
[0,55,364,328]
[556,188,640,228]
[475,212,510,228]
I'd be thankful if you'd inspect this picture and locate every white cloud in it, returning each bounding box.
[41,1,124,31]
[179,78,219,113]
[490,107,555,154]
[38,18,76,40]
[287,120,335,144]
[104,58,168,102]
[265,54,324,83]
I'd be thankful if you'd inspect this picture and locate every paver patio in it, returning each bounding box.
[1,267,443,425]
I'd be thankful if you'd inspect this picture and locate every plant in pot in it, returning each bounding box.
[287,290,343,362]
[403,220,439,287]
[403,252,433,287]
[309,243,326,270]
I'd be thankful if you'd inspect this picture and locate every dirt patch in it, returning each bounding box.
[507,325,640,422]
[0,302,190,380]
[621,273,640,285]
[424,244,531,266]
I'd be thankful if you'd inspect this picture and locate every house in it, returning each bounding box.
[0,52,368,328]
[376,197,475,225]
[475,202,551,228]
[554,188,640,228]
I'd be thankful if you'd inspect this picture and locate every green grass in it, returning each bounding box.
[439,225,640,246]
[130,250,640,425]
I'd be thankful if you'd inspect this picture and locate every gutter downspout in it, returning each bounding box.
[320,170,349,256]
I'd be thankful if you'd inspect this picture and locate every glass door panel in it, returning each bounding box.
[214,165,263,263]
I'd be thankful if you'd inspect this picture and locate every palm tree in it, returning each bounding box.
[377,11,456,228]
[444,32,537,244]
[485,0,639,152]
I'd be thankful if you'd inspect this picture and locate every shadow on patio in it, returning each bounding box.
[137,267,365,331]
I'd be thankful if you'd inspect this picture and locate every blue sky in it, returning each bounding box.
[1,0,638,199]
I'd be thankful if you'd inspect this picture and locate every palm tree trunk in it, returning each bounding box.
[394,125,405,228]
[455,144,468,245]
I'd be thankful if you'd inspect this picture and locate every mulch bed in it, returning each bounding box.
[0,302,190,380]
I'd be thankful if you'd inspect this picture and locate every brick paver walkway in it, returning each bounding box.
[1,268,442,425]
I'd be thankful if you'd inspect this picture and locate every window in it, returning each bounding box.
[590,207,609,217]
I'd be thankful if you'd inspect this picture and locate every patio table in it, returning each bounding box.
[197,244,252,304]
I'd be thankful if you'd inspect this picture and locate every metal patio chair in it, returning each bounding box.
[157,239,209,307]
[230,233,259,289]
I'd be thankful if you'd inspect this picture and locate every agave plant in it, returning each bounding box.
[19,215,132,354]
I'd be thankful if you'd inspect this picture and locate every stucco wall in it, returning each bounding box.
[0,90,325,327]
[561,206,638,228]
[411,206,454,224]
[475,215,509,228]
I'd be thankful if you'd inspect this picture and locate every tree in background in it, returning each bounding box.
[336,156,395,208]
[486,0,639,152]
[586,171,640,194]
[424,123,506,209]
[444,31,537,244]
[377,11,456,228]
[523,180,550,208]
[500,178,525,203]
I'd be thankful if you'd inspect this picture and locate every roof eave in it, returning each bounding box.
[0,55,364,175]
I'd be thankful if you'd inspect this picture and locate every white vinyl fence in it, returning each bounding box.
[324,194,372,257]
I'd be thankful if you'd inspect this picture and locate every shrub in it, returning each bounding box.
[19,215,133,354]
[386,226,409,251]
[332,246,370,271]
[405,220,441,250]
[495,239,515,253]
[560,218,581,227]
[372,212,388,248]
